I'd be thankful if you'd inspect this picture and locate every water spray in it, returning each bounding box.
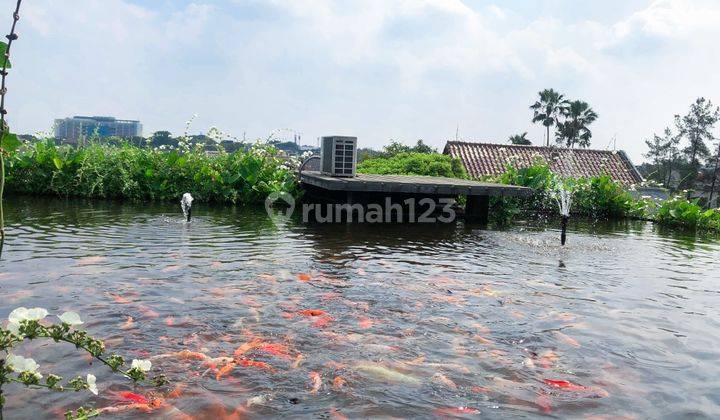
[554,187,572,246]
[181,193,193,222]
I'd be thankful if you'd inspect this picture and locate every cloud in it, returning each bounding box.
[7,0,720,162]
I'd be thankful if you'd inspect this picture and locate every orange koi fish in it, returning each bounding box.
[107,293,131,304]
[237,358,276,373]
[543,379,587,391]
[332,376,347,391]
[554,331,581,348]
[432,373,457,390]
[258,343,292,360]
[298,309,327,317]
[120,316,134,330]
[309,371,322,394]
[471,386,490,394]
[357,316,374,329]
[312,316,334,328]
[138,306,160,318]
[216,362,237,380]
[330,407,349,420]
[297,273,312,282]
[233,338,263,358]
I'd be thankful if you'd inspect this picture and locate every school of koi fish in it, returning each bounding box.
[2,198,720,418]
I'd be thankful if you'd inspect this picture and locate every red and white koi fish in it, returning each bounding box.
[543,379,587,392]
[434,406,481,417]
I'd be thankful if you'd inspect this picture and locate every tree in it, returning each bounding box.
[508,132,532,145]
[674,98,720,190]
[530,89,569,147]
[644,127,682,188]
[383,140,436,156]
[555,100,598,148]
[709,138,720,208]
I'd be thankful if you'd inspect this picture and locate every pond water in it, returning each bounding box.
[1,196,720,419]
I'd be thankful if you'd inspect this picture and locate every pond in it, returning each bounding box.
[1,196,719,419]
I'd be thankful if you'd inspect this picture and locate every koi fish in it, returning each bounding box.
[120,316,134,330]
[297,273,312,282]
[162,265,182,272]
[237,358,276,373]
[330,407,349,420]
[216,362,237,380]
[211,261,223,269]
[107,293,131,304]
[233,338,263,358]
[554,331,581,348]
[138,306,160,318]
[434,406,481,417]
[298,309,327,317]
[77,256,106,266]
[309,371,322,394]
[543,379,587,392]
[165,316,175,326]
[117,391,149,405]
[355,363,421,385]
[312,316,334,328]
[151,349,209,361]
[471,386,490,394]
[536,393,552,414]
[538,350,559,368]
[258,343,292,360]
[246,393,272,407]
[292,354,304,369]
[332,376,347,391]
[358,316,374,329]
[432,373,457,389]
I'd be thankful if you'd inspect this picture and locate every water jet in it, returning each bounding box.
[181,193,193,222]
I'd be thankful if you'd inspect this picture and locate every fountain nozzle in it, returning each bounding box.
[560,215,569,246]
[181,193,194,222]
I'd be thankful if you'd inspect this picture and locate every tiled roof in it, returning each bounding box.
[443,141,643,185]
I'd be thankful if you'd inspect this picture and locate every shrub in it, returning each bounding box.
[572,175,644,219]
[5,140,299,204]
[655,196,720,231]
[357,152,467,178]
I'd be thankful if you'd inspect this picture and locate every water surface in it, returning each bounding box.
[1,196,719,419]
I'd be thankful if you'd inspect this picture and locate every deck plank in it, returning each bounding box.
[300,171,532,197]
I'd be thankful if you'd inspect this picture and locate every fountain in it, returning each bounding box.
[553,184,572,246]
[181,193,194,222]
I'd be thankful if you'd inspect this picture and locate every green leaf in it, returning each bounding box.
[0,41,11,68]
[53,157,64,170]
[1,132,21,153]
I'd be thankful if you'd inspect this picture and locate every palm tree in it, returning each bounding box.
[530,89,569,147]
[556,100,598,148]
[508,132,532,145]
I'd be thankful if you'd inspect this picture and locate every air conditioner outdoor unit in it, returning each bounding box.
[320,136,357,177]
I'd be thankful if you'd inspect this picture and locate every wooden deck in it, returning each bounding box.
[299,171,532,197]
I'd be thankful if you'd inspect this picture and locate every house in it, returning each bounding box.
[443,141,643,185]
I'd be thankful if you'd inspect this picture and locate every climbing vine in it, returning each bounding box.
[0,0,23,259]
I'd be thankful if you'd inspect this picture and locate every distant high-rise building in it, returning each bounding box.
[54,116,142,144]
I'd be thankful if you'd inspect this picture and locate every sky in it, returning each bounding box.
[4,0,720,162]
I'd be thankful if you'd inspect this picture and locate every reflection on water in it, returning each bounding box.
[1,196,720,419]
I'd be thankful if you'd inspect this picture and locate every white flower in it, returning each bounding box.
[86,374,98,395]
[6,354,42,378]
[131,359,152,372]
[58,311,83,326]
[6,320,21,335]
[9,307,48,323]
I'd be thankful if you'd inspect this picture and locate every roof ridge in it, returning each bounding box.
[444,140,621,155]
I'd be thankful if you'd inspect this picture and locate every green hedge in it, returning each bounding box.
[5,140,298,204]
[357,152,467,178]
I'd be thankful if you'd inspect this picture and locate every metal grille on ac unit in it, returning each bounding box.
[320,136,357,177]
